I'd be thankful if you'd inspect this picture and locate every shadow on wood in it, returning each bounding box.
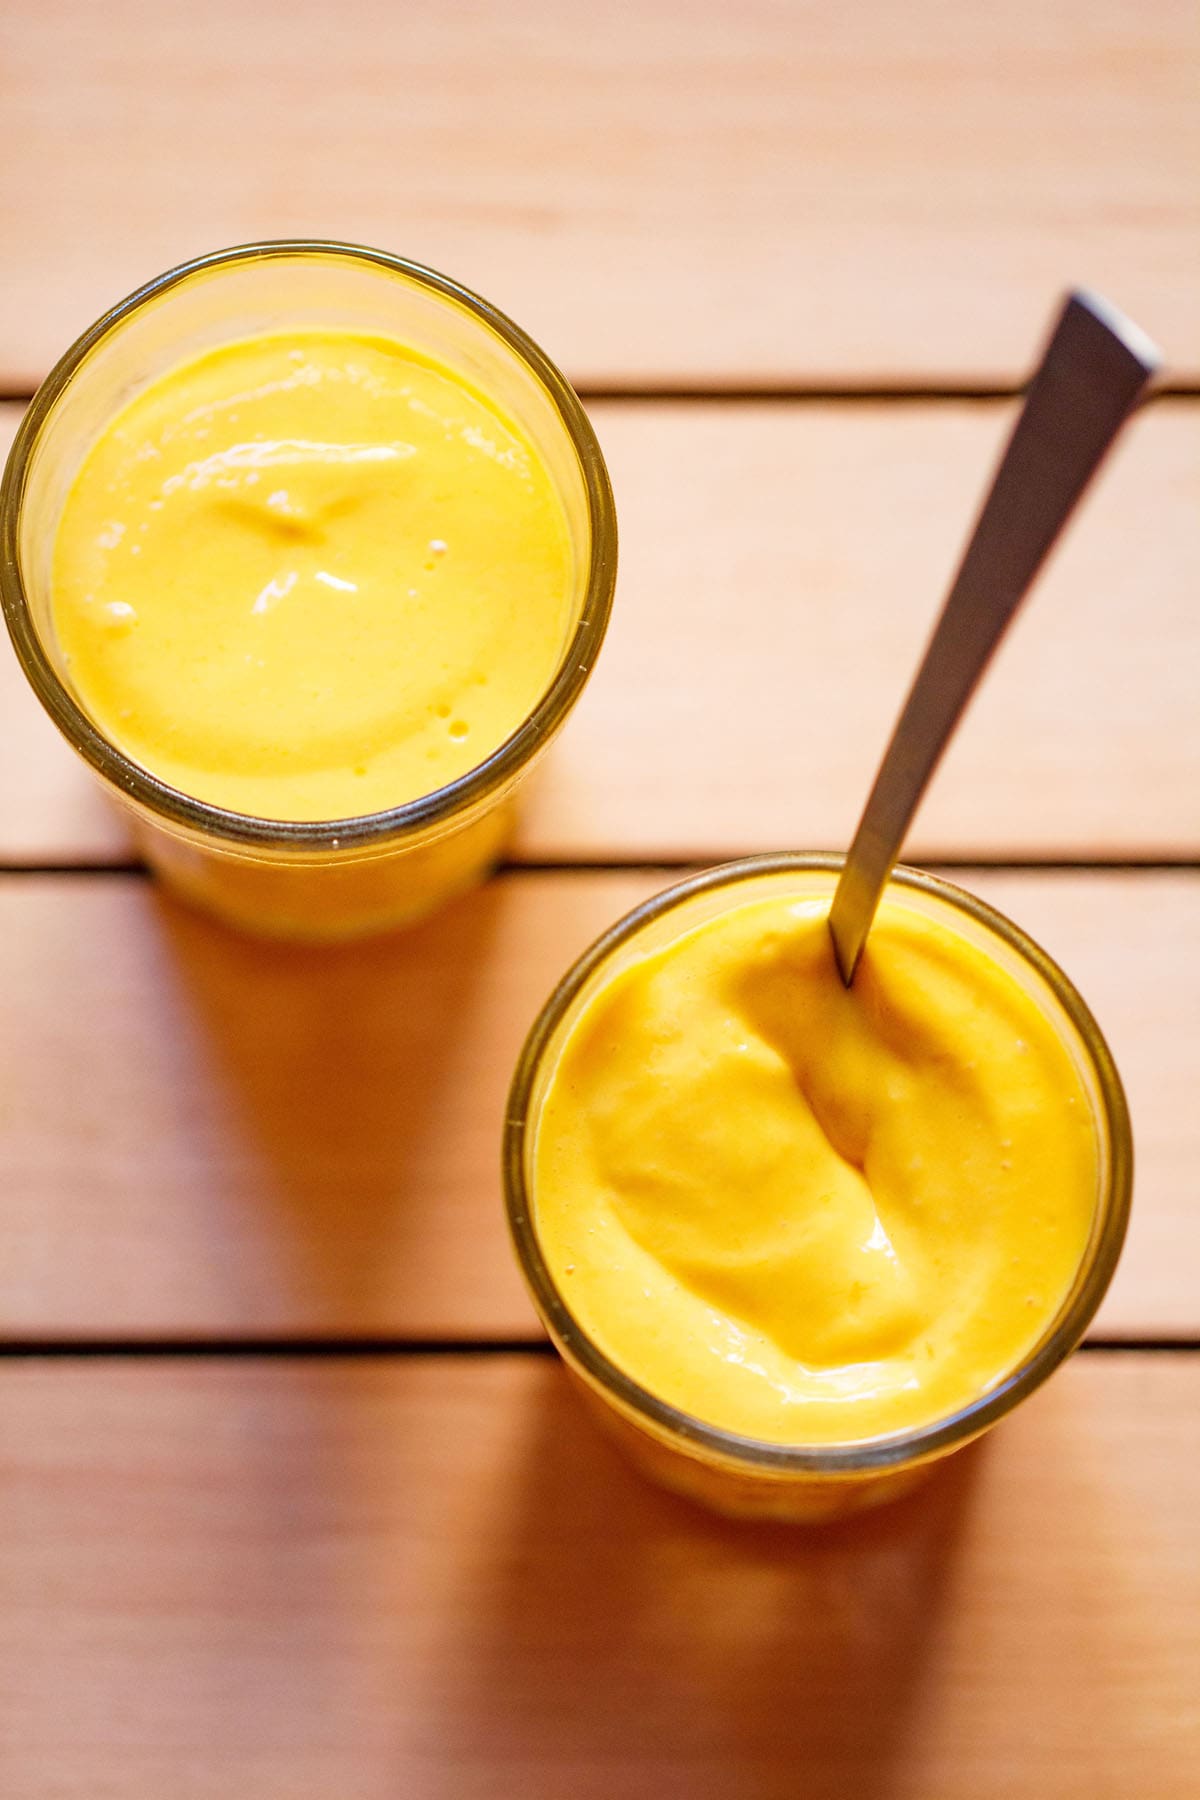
[430,1359,984,1800]
[153,879,509,1333]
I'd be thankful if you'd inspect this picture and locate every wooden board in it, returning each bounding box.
[0,1352,1195,1797]
[2,399,1198,865]
[0,868,1192,1341]
[2,10,1196,1790]
[0,2,1196,390]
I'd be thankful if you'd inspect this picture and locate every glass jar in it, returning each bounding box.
[0,242,616,940]
[504,855,1133,1523]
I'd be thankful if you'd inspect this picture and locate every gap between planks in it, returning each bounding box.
[3,384,1200,409]
[0,1339,1195,1359]
[0,858,1197,877]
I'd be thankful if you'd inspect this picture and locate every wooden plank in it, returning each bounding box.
[0,868,1192,1341]
[1,399,1198,864]
[526,397,1200,861]
[0,1353,1195,1796]
[0,1,1196,390]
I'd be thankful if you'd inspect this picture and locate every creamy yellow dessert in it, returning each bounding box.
[532,890,1098,1445]
[50,329,574,822]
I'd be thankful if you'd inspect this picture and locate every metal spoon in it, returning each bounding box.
[827,290,1161,986]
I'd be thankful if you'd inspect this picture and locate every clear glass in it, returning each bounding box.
[0,242,617,940]
[505,855,1133,1523]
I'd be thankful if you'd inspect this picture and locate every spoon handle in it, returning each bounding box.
[827,290,1160,985]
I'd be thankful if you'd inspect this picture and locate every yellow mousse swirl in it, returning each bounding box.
[51,329,574,821]
[533,892,1098,1444]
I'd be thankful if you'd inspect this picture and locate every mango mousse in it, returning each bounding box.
[50,328,575,822]
[531,888,1098,1446]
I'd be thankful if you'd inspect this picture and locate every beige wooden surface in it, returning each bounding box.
[0,867,1192,1341]
[1,2,1197,392]
[2,399,1198,865]
[0,1354,1196,1798]
[2,6,1197,1791]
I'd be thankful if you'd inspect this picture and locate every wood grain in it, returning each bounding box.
[0,1,1196,390]
[2,399,1197,865]
[0,868,1192,1341]
[0,1353,1195,1797]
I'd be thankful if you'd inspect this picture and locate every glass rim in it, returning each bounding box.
[0,239,618,853]
[503,852,1134,1476]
